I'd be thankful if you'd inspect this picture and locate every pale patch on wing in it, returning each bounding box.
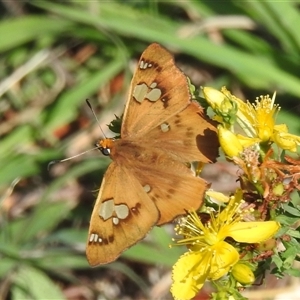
[133,82,162,103]
[160,122,170,133]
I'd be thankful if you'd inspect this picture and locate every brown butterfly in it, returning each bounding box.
[86,43,219,266]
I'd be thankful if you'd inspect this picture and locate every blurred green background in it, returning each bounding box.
[1,1,300,299]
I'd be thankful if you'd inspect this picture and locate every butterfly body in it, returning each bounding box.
[86,43,219,266]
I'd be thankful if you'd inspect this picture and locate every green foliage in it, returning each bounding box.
[271,195,300,279]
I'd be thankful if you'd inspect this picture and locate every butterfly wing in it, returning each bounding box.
[130,148,208,225]
[86,162,159,266]
[110,139,208,226]
[121,43,219,163]
[121,43,191,138]
[140,101,219,164]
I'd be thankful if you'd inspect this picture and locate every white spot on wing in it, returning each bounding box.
[112,217,119,225]
[99,199,114,220]
[140,60,148,69]
[146,88,161,102]
[133,83,148,103]
[143,184,151,193]
[115,204,129,219]
[160,123,170,133]
[90,233,100,243]
[89,233,95,242]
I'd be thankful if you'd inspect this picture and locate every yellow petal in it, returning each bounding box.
[272,129,300,152]
[236,134,260,148]
[209,241,239,280]
[171,252,207,300]
[206,190,230,203]
[274,124,288,133]
[227,221,280,243]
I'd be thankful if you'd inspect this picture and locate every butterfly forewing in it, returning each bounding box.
[122,43,191,138]
[87,162,159,266]
[140,102,219,164]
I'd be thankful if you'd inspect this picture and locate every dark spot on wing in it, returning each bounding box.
[131,203,142,215]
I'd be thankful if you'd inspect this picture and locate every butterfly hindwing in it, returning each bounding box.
[124,144,208,225]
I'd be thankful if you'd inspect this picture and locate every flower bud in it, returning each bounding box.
[202,87,226,110]
[231,263,255,285]
[203,87,238,125]
[217,125,243,157]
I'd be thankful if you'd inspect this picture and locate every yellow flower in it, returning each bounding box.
[239,93,300,152]
[237,93,278,142]
[203,87,300,152]
[171,190,280,300]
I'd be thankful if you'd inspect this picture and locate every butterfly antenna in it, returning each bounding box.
[86,99,106,138]
[48,146,100,171]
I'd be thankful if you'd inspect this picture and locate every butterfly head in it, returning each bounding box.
[96,138,114,156]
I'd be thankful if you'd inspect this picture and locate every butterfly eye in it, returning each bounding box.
[95,143,110,156]
[100,148,110,156]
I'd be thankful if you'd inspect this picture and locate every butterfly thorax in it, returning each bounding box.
[97,138,141,161]
[98,137,160,166]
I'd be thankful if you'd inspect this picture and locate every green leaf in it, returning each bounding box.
[36,251,89,270]
[122,228,183,267]
[0,257,18,278]
[276,214,299,226]
[45,158,109,201]
[44,57,125,133]
[108,262,149,294]
[12,265,65,300]
[0,16,73,53]
[271,253,283,269]
[282,203,300,217]
[242,2,300,53]
[48,228,87,246]
[286,228,300,239]
[285,267,300,277]
[0,154,38,187]
[13,201,70,245]
[33,1,300,96]
[0,243,22,262]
